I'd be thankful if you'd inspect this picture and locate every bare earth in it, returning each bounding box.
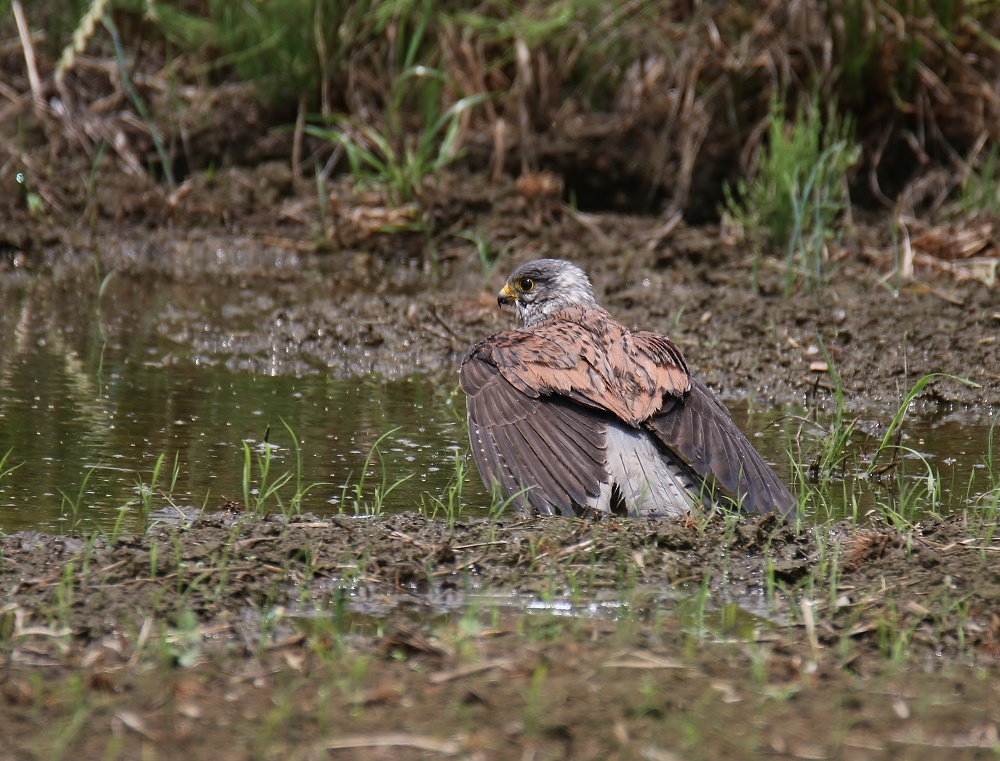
[2,511,999,759]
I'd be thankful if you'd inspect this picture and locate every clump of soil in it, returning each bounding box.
[6,510,998,659]
[2,511,999,759]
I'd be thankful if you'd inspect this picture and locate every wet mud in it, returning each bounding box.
[2,511,999,759]
[2,167,1000,759]
[3,168,999,415]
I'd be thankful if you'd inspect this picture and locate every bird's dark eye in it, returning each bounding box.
[518,277,535,292]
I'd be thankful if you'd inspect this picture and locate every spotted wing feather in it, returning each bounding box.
[463,306,794,519]
[645,376,796,516]
[487,305,690,426]
[460,350,608,516]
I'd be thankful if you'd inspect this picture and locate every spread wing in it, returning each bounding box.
[461,313,795,518]
[645,376,796,516]
[460,350,608,515]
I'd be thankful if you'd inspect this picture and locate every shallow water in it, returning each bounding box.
[0,358,472,533]
[0,266,468,532]
[0,266,995,534]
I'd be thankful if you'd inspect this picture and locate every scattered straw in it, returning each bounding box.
[11,0,43,118]
[55,0,112,85]
[322,732,462,754]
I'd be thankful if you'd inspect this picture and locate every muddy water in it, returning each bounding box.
[0,264,995,534]
[0,338,802,534]
[0,264,466,532]
[0,361,470,533]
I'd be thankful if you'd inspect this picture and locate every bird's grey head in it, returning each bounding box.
[498,259,598,327]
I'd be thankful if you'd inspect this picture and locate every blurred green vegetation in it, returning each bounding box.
[725,95,861,293]
[19,0,995,132]
[2,0,999,235]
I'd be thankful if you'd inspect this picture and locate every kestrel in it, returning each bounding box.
[460,258,796,518]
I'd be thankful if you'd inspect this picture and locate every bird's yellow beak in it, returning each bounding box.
[498,282,516,309]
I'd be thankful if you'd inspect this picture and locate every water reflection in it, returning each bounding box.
[0,272,474,532]
[0,345,475,532]
[0,267,995,534]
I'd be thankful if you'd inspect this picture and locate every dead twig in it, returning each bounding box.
[322,733,462,754]
[428,658,514,684]
[12,0,45,119]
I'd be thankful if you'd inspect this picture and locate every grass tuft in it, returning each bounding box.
[241,420,323,518]
[337,428,415,515]
[724,93,861,294]
[307,73,490,206]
